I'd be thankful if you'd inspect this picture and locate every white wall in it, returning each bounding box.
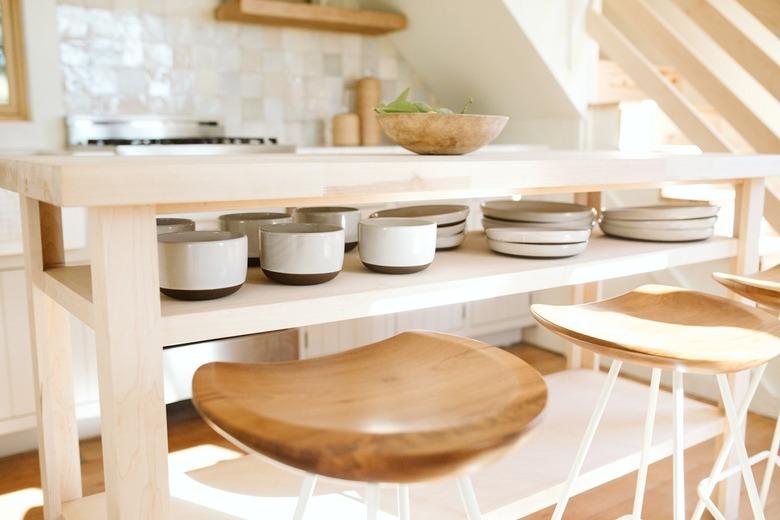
[0,0,65,152]
[365,0,588,148]
[55,0,430,146]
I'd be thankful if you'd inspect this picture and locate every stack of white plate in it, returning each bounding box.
[486,227,591,258]
[370,204,469,250]
[481,200,596,230]
[600,204,719,242]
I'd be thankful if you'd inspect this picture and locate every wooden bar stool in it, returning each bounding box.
[686,268,780,520]
[531,284,780,520]
[192,331,547,519]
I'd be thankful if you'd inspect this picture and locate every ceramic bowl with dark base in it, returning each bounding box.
[156,217,195,235]
[359,218,437,274]
[292,206,361,252]
[158,231,248,300]
[260,223,345,285]
[219,212,292,266]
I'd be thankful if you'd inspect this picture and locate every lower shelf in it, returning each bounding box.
[61,494,238,519]
[62,369,724,519]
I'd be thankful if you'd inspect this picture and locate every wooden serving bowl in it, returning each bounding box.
[376,112,509,155]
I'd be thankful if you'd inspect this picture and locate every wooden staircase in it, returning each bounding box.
[587,0,780,228]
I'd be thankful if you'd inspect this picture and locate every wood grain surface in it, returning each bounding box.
[192,331,547,483]
[532,284,780,374]
[714,266,780,311]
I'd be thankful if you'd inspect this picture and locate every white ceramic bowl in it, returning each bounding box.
[488,239,588,258]
[292,206,361,251]
[601,216,717,230]
[156,217,195,235]
[158,231,247,300]
[436,232,465,250]
[600,221,714,242]
[358,218,437,274]
[486,227,591,244]
[602,204,719,221]
[481,216,595,230]
[219,212,292,265]
[260,223,345,285]
[437,221,467,237]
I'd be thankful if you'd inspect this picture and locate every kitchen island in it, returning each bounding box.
[0,150,776,519]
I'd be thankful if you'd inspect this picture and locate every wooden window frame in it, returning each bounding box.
[0,0,28,120]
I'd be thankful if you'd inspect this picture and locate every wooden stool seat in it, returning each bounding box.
[531,284,780,374]
[192,331,547,483]
[714,266,780,310]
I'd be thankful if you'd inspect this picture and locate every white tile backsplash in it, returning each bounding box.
[56,0,429,145]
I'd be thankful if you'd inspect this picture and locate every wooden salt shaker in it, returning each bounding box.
[356,77,381,146]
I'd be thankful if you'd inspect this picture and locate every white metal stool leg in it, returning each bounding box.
[397,484,410,520]
[456,476,482,520]
[629,367,662,520]
[716,374,766,520]
[692,365,766,520]
[293,474,317,520]
[365,484,380,520]
[671,370,685,520]
[760,410,780,506]
[552,359,623,520]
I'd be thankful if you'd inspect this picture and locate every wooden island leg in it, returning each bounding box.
[89,205,170,519]
[716,177,764,517]
[570,192,603,370]
[20,198,82,519]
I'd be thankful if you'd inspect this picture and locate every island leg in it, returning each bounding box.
[716,177,764,517]
[570,192,603,370]
[20,198,82,519]
[89,205,170,519]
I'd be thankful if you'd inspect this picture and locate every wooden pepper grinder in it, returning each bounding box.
[356,77,381,146]
[332,113,360,146]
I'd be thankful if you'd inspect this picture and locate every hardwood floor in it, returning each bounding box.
[0,344,777,519]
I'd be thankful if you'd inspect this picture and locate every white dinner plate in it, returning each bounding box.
[600,222,714,242]
[486,226,591,244]
[436,232,466,250]
[481,200,594,223]
[601,216,717,230]
[437,221,466,236]
[488,239,588,258]
[482,216,595,230]
[602,204,719,221]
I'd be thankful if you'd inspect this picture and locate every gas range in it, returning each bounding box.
[66,116,295,155]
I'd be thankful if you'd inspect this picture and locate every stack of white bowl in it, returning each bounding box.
[600,204,719,242]
[481,200,596,231]
[370,204,470,250]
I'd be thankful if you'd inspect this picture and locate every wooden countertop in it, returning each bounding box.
[1,151,779,209]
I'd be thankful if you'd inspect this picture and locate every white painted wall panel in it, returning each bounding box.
[0,270,35,417]
[0,274,13,420]
[302,315,395,359]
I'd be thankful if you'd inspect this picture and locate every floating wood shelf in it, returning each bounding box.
[215,0,407,35]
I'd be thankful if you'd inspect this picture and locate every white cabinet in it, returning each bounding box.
[301,295,533,358]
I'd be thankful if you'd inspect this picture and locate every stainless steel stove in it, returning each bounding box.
[66,116,295,155]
